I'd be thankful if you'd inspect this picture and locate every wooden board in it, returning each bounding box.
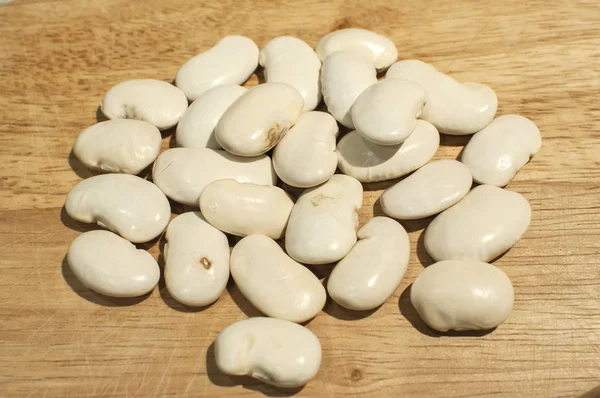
[1,0,599,396]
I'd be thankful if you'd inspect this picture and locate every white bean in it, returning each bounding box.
[164,212,229,307]
[337,120,439,182]
[386,60,497,135]
[411,260,514,331]
[176,84,247,149]
[230,235,326,323]
[315,28,398,70]
[273,111,338,188]
[152,148,276,206]
[175,35,259,101]
[100,79,188,130]
[320,50,377,128]
[67,230,160,297]
[199,180,294,239]
[65,174,171,243]
[352,79,427,145]
[215,317,321,387]
[216,82,304,157]
[328,217,409,311]
[259,36,321,112]
[461,115,542,186]
[285,174,362,265]
[380,159,472,220]
[73,119,162,174]
[424,185,531,262]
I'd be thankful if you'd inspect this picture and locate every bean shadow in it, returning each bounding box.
[136,163,153,180]
[169,133,178,149]
[578,384,600,398]
[399,284,496,337]
[160,125,176,139]
[362,171,414,193]
[205,342,305,397]
[372,196,429,228]
[68,149,96,179]
[304,263,334,281]
[323,299,379,321]
[61,255,151,306]
[166,200,197,215]
[362,177,403,192]
[304,262,378,321]
[60,205,95,233]
[155,234,214,313]
[414,231,435,268]
[96,105,108,123]
[276,181,304,201]
[488,250,510,264]
[439,134,471,147]
[255,67,266,85]
[226,281,263,318]
[372,197,435,268]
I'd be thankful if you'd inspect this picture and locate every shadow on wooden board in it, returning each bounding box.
[205,341,305,397]
[398,284,497,338]
[577,384,600,398]
[67,149,96,179]
[322,299,379,321]
[373,196,436,268]
[439,133,471,147]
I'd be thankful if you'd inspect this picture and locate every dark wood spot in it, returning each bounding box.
[350,368,362,381]
[333,17,352,31]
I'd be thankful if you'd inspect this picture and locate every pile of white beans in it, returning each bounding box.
[66,28,541,388]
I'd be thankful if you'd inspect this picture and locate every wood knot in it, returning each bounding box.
[200,257,211,270]
[333,17,352,30]
[350,369,362,382]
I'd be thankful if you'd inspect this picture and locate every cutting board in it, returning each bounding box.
[1,0,599,396]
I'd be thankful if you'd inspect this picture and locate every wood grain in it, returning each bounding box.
[1,0,599,396]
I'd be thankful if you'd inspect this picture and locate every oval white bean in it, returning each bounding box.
[352,79,427,145]
[259,36,321,112]
[176,84,247,149]
[67,230,160,297]
[380,159,473,220]
[411,260,514,331]
[230,235,326,323]
[215,317,321,387]
[285,174,362,265]
[216,82,304,156]
[273,111,338,188]
[199,180,294,239]
[320,50,377,128]
[152,148,276,206]
[73,119,162,174]
[386,60,497,135]
[315,28,398,70]
[100,79,188,130]
[65,174,171,243]
[327,217,410,311]
[337,120,439,182]
[164,212,230,307]
[175,35,259,101]
[424,185,531,262]
[461,115,542,186]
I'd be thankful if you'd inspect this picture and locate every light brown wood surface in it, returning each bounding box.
[1,0,600,397]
